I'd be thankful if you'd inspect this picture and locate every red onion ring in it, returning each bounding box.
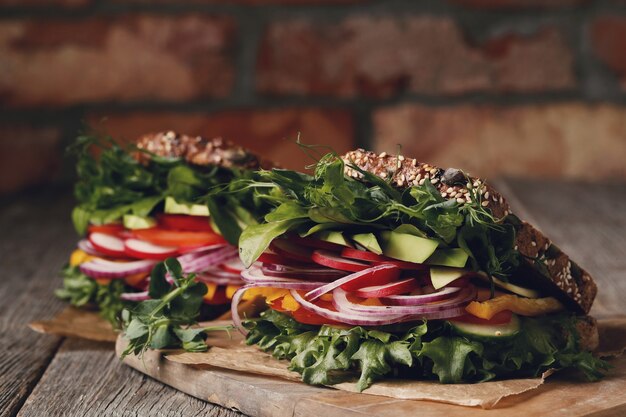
[332,286,476,316]
[305,263,400,301]
[381,286,463,305]
[79,259,157,279]
[120,291,150,302]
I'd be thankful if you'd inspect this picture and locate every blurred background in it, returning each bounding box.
[1,0,626,195]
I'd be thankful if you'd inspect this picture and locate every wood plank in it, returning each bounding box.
[0,190,75,416]
[496,179,626,317]
[16,338,243,417]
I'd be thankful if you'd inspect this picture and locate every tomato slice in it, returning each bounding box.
[88,223,124,236]
[290,306,342,326]
[133,228,226,247]
[311,250,370,272]
[157,214,214,232]
[353,278,418,298]
[454,310,513,325]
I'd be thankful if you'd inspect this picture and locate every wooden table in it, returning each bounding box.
[1,179,625,417]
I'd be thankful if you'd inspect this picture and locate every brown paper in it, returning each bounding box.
[166,317,626,409]
[29,306,118,342]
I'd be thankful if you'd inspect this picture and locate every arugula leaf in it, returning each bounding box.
[121,258,232,358]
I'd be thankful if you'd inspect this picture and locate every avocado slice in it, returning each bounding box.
[430,267,467,289]
[379,231,439,264]
[393,224,427,238]
[123,214,156,230]
[314,231,352,248]
[351,233,383,254]
[426,248,469,268]
[164,196,210,216]
[449,314,520,341]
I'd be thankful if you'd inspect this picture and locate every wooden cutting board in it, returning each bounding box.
[117,331,626,417]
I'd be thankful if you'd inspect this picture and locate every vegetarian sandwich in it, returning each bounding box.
[232,149,607,390]
[57,131,272,327]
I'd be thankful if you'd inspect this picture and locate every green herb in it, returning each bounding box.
[244,310,609,391]
[121,258,232,358]
[238,154,517,279]
[55,265,130,327]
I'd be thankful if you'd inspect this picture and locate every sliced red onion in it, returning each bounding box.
[180,246,238,273]
[77,239,106,257]
[381,286,463,306]
[261,263,346,281]
[332,286,476,316]
[291,289,407,326]
[241,267,326,287]
[120,291,150,302]
[177,243,229,255]
[79,259,157,279]
[305,264,400,301]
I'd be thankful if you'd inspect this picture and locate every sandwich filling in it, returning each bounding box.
[57,132,269,326]
[233,153,608,390]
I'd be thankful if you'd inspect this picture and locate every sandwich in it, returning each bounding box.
[56,131,273,330]
[232,149,608,391]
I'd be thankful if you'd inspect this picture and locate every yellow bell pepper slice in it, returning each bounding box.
[203,283,218,301]
[466,294,564,320]
[69,249,95,267]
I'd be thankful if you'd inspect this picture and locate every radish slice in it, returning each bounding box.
[89,232,127,257]
[80,259,157,279]
[120,291,150,302]
[353,278,418,298]
[341,247,390,263]
[258,252,313,267]
[305,264,400,301]
[241,267,327,286]
[270,240,313,263]
[124,238,178,260]
[311,250,371,272]
[381,286,463,305]
[77,239,106,257]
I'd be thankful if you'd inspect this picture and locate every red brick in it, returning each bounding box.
[448,0,588,8]
[86,108,355,171]
[0,15,236,107]
[257,17,575,98]
[373,103,626,180]
[0,124,63,194]
[590,16,626,88]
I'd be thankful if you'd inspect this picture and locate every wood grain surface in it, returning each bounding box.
[2,179,625,417]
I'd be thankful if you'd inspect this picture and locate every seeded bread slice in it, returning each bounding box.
[341,149,597,314]
[134,131,275,170]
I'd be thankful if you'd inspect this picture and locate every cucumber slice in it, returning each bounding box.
[164,196,210,216]
[450,314,520,341]
[123,214,156,230]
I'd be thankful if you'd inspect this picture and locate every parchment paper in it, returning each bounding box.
[30,308,626,409]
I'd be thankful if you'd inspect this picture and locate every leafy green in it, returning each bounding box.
[55,265,130,327]
[121,259,232,358]
[244,310,609,391]
[238,154,517,279]
[68,133,268,238]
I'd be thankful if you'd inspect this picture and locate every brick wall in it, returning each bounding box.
[2,0,626,194]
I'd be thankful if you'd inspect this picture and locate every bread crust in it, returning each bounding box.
[134,131,275,170]
[341,149,597,314]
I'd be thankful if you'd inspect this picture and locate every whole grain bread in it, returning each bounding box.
[134,131,275,170]
[341,149,597,315]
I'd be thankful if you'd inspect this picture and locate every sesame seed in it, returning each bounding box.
[441,192,448,198]
[398,155,405,161]
[419,179,425,185]
[429,168,437,175]
[380,172,387,178]
[431,178,439,184]
[412,160,417,167]
[484,191,490,199]
[492,196,498,202]
[531,241,537,247]
[379,152,387,158]
[514,245,519,251]
[481,200,489,207]
[447,187,454,193]
[456,197,465,204]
